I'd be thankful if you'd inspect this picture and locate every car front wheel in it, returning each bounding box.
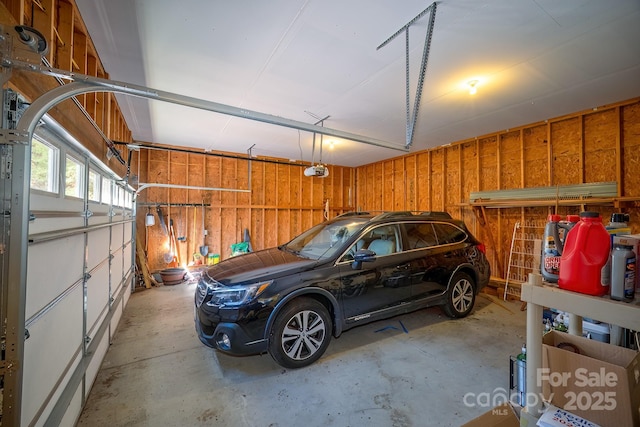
[442,272,475,318]
[269,298,332,369]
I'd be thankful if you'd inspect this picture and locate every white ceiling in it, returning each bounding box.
[75,0,640,167]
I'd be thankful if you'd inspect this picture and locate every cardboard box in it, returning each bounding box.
[461,402,520,427]
[537,403,601,427]
[541,331,640,427]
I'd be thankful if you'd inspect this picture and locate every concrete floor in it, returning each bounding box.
[76,278,528,427]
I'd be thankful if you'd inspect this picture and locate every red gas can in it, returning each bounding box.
[558,211,611,296]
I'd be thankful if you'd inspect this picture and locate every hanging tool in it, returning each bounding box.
[199,201,209,257]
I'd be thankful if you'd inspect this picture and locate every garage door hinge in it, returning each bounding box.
[84,335,91,344]
[82,209,93,218]
[83,272,92,281]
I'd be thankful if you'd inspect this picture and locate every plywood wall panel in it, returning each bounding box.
[523,125,549,188]
[416,152,430,210]
[550,118,581,185]
[264,209,278,248]
[404,156,416,211]
[499,131,521,189]
[430,149,444,211]
[622,102,640,197]
[445,145,460,210]
[461,141,478,205]
[263,163,277,206]
[479,136,498,191]
[277,164,290,207]
[584,109,617,183]
[250,209,264,252]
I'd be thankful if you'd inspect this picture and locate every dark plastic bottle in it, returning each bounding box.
[558,211,611,296]
[541,214,579,283]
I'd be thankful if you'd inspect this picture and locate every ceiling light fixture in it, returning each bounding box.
[467,80,479,95]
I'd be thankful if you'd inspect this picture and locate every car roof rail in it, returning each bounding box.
[335,211,370,218]
[371,211,414,221]
[419,211,452,219]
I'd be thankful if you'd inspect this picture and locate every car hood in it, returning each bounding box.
[203,247,318,286]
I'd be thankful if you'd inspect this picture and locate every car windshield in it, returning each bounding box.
[281,217,370,260]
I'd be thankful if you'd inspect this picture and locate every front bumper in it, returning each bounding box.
[194,303,269,356]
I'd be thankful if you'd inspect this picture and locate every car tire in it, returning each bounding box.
[269,298,332,369]
[442,272,475,319]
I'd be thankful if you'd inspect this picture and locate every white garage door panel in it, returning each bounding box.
[111,248,124,283]
[22,288,83,426]
[85,330,110,396]
[124,221,133,241]
[111,223,124,247]
[86,228,110,271]
[86,268,109,334]
[28,217,86,235]
[110,297,124,339]
[58,386,83,427]
[26,236,84,320]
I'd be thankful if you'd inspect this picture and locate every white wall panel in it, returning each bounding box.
[25,236,84,320]
[84,332,110,399]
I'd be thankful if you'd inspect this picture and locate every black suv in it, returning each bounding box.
[194,211,490,368]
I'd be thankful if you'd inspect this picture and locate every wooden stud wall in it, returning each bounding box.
[356,97,640,281]
[138,149,356,272]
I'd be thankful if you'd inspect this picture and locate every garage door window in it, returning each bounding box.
[30,138,59,193]
[88,169,100,202]
[65,155,85,198]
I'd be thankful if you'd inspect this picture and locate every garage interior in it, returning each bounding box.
[0,0,639,426]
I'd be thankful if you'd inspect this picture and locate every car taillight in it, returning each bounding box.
[477,242,486,254]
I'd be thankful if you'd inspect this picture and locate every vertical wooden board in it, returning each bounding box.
[416,152,430,210]
[277,210,291,244]
[56,0,74,70]
[290,166,302,208]
[221,157,237,206]
[250,209,264,251]
[431,149,444,210]
[404,156,416,211]
[250,161,265,206]
[236,208,251,246]
[461,141,478,205]
[499,131,521,189]
[236,159,250,206]
[220,208,237,258]
[550,117,581,185]
[205,157,222,205]
[169,152,188,204]
[312,174,324,208]
[343,169,354,211]
[584,109,617,183]
[445,146,460,207]
[392,158,405,210]
[622,101,640,197]
[187,154,205,204]
[264,209,278,248]
[361,164,374,210]
[300,167,313,207]
[301,210,314,233]
[523,125,549,187]
[277,164,290,207]
[262,163,277,207]
[480,208,500,276]
[380,160,392,209]
[290,209,301,238]
[479,136,498,191]
[332,166,344,211]
[206,207,221,258]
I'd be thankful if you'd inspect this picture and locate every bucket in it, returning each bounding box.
[159,268,187,285]
[558,211,611,296]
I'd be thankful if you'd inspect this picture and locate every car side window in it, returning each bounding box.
[432,223,467,245]
[404,223,437,249]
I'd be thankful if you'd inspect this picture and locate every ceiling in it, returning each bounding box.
[74,0,640,168]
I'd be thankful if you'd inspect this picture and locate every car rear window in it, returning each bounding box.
[432,223,467,245]
[404,223,438,249]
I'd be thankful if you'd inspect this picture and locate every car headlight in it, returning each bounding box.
[206,280,272,307]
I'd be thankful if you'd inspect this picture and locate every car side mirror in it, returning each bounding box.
[352,249,376,270]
